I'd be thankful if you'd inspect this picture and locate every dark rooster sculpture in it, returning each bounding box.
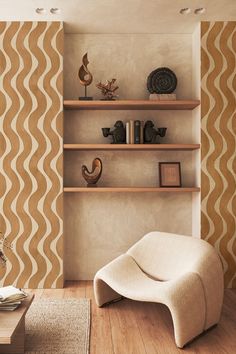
[82,158,103,187]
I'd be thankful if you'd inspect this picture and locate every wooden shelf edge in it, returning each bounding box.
[63,143,200,151]
[63,99,200,110]
[64,187,200,193]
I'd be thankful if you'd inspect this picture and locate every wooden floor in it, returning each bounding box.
[27,281,236,354]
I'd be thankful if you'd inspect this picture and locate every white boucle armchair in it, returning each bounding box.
[94,231,224,348]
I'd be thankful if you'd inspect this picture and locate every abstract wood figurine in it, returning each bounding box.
[82,158,103,187]
[78,53,93,100]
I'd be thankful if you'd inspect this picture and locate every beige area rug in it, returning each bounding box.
[25,298,90,354]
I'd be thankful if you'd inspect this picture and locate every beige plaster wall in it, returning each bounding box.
[64,34,192,100]
[64,33,197,280]
[191,25,201,238]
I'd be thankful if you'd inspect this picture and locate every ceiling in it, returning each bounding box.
[0,0,235,34]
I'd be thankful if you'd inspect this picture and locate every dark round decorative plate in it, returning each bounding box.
[147,67,177,94]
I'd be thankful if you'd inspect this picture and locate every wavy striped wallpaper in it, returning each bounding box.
[0,22,64,288]
[201,22,236,288]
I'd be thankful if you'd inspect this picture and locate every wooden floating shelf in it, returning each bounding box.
[64,143,200,151]
[64,99,200,110]
[64,187,200,193]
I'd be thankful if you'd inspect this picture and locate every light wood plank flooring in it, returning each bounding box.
[27,281,236,354]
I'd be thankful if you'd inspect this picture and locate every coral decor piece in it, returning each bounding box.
[78,52,93,100]
[96,78,119,100]
[82,158,103,187]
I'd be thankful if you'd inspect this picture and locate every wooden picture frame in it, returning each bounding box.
[159,162,182,187]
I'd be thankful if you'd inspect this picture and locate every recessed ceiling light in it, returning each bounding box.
[50,8,61,15]
[35,8,46,14]
[194,8,206,15]
[180,8,191,15]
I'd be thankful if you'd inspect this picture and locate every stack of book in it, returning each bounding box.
[126,120,144,144]
[0,285,28,311]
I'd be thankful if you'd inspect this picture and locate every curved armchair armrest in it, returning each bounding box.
[193,251,224,329]
[164,272,206,347]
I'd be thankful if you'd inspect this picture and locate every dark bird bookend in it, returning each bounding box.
[144,120,167,144]
[102,120,126,144]
[82,158,103,187]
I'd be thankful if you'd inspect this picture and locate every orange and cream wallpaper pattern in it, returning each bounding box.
[0,22,64,288]
[201,22,236,288]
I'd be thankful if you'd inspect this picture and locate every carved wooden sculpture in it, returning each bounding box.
[82,158,103,187]
[78,53,93,100]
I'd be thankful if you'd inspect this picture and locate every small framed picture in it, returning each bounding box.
[159,162,182,187]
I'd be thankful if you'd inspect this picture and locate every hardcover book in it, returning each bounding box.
[134,120,141,144]
[140,121,144,144]
[129,120,134,144]
[126,122,130,144]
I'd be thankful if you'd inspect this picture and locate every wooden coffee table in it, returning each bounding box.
[0,294,34,354]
